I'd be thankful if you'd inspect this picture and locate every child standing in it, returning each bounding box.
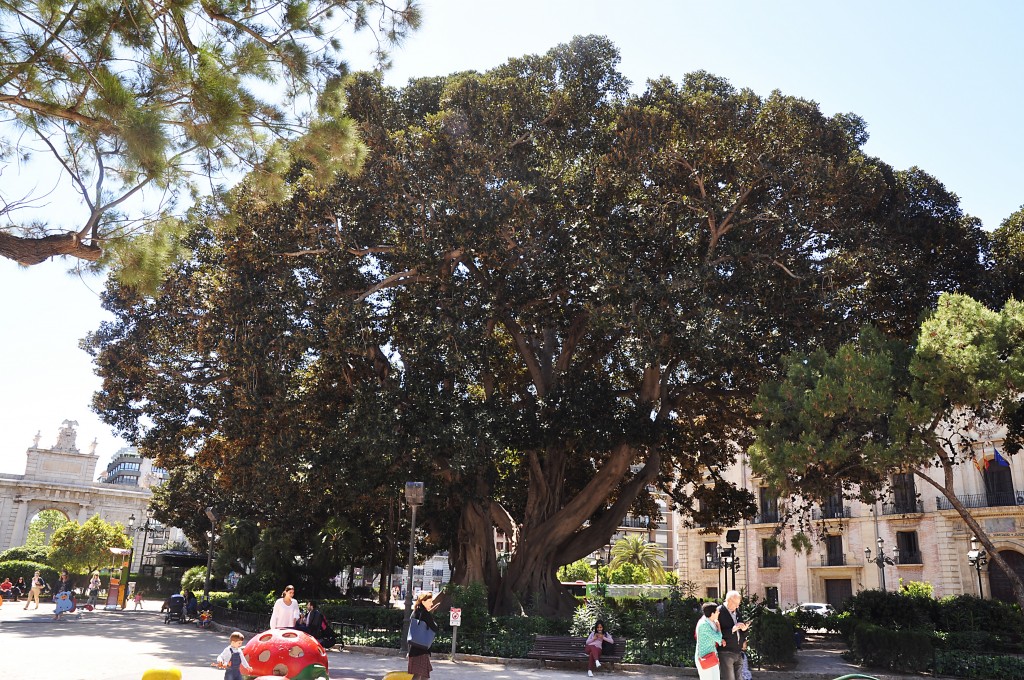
[134,589,144,610]
[215,631,252,680]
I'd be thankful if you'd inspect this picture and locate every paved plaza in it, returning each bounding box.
[0,602,908,680]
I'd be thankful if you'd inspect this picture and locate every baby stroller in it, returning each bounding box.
[163,594,185,624]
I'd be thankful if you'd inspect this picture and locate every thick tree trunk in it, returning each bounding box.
[0,230,101,265]
[489,446,661,616]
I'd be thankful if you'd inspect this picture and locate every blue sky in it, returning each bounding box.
[1,0,1022,473]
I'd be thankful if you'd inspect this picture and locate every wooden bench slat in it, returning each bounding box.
[528,635,627,664]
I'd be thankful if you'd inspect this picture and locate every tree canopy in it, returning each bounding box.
[47,514,131,574]
[609,535,666,584]
[24,509,68,547]
[0,0,419,273]
[86,36,988,615]
[750,293,1024,609]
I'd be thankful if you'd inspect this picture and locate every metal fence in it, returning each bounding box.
[210,605,270,633]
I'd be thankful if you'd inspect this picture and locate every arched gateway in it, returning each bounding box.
[989,549,1024,604]
[0,422,151,551]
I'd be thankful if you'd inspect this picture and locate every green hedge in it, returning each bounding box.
[749,611,796,666]
[934,649,1024,680]
[0,560,59,591]
[851,622,933,673]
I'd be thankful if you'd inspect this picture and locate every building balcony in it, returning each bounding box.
[882,500,924,515]
[619,515,651,529]
[752,510,780,524]
[897,552,923,565]
[936,492,1024,510]
[817,553,853,567]
[758,555,780,568]
[811,505,851,520]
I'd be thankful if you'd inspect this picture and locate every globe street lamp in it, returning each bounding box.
[401,481,425,653]
[864,537,898,591]
[967,536,988,598]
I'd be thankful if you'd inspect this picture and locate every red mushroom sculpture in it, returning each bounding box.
[242,629,328,679]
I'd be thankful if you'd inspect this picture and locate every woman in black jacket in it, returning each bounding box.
[407,592,439,680]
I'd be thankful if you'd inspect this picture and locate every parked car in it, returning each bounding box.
[785,602,836,615]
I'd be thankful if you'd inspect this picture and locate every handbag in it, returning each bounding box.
[601,640,615,655]
[698,651,719,670]
[408,615,436,650]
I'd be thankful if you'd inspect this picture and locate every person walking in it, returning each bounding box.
[717,591,750,680]
[584,620,614,677]
[406,591,439,680]
[269,585,300,628]
[24,570,45,609]
[695,601,724,680]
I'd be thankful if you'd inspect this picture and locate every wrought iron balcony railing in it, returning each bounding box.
[936,491,1023,510]
[758,555,780,568]
[882,500,924,515]
[811,505,851,520]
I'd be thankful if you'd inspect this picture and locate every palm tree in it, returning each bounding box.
[609,535,666,584]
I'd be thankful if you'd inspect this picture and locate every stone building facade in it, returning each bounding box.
[675,430,1024,608]
[0,421,160,572]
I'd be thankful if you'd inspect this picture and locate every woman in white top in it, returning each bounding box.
[269,585,300,628]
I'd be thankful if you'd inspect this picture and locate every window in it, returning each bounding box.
[707,587,719,600]
[825,535,844,566]
[984,464,1015,506]
[703,541,720,568]
[758,488,779,523]
[823,488,845,518]
[765,586,779,609]
[892,473,918,513]
[760,538,779,568]
[896,531,922,564]
[432,568,444,577]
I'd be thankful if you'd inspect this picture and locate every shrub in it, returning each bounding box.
[843,588,936,631]
[235,571,280,596]
[851,622,933,672]
[749,611,796,666]
[936,594,1024,649]
[443,581,490,641]
[181,566,207,593]
[934,649,1024,679]
[0,546,50,564]
[572,596,620,637]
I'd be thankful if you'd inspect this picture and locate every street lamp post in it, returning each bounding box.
[864,537,898,591]
[590,556,604,591]
[130,509,158,575]
[401,482,425,653]
[497,549,511,578]
[203,507,219,602]
[967,536,988,598]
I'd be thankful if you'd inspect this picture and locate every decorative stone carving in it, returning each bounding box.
[54,420,80,452]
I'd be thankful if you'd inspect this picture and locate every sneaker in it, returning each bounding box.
[588,672,594,677]
[595,660,601,668]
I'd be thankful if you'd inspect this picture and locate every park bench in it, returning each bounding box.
[527,635,627,667]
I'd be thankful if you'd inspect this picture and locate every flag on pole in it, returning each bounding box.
[973,444,985,474]
[993,447,1010,467]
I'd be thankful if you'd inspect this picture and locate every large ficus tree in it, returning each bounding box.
[750,294,1024,609]
[0,0,419,274]
[87,37,986,616]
